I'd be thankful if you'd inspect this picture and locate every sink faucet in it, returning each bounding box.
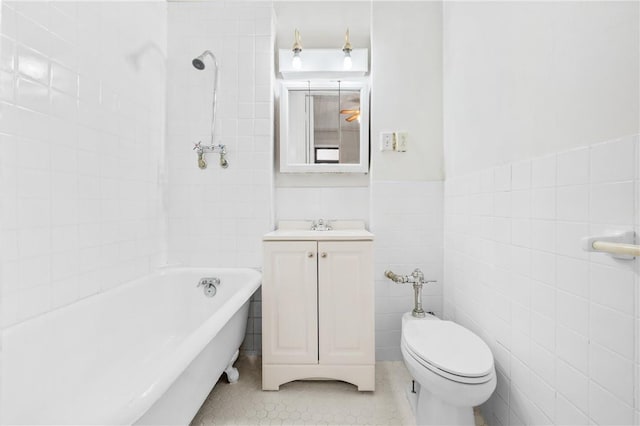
[311,219,332,231]
[385,268,437,318]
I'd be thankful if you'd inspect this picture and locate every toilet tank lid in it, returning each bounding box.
[403,320,494,378]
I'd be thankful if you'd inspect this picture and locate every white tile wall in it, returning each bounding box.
[371,181,444,360]
[275,186,370,225]
[166,1,273,269]
[166,1,274,354]
[0,1,167,328]
[444,134,640,425]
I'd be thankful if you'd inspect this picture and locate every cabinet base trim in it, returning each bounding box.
[262,364,375,392]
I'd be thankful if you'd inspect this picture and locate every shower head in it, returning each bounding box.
[192,50,217,71]
[192,57,205,70]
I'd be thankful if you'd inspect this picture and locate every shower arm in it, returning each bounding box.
[201,50,219,146]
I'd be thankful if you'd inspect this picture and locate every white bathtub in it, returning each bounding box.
[0,267,261,425]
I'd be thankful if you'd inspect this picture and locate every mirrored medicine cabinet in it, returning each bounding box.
[279,80,369,173]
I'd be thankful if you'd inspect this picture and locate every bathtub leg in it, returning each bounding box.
[224,349,240,384]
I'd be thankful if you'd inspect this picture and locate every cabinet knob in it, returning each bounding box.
[321,252,327,258]
[307,252,314,258]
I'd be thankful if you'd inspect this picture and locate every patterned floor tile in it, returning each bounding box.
[192,356,487,426]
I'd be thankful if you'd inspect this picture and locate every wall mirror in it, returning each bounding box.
[279,81,369,173]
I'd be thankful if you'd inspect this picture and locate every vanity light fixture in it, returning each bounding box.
[292,29,302,70]
[342,29,353,70]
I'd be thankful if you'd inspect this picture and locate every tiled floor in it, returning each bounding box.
[192,356,487,426]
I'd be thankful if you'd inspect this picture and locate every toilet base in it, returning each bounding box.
[416,387,474,426]
[404,381,419,416]
[405,379,475,426]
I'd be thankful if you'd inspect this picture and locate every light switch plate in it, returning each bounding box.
[380,132,394,151]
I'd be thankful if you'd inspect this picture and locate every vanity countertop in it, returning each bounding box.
[263,220,374,241]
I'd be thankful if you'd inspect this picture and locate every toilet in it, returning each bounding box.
[401,313,496,426]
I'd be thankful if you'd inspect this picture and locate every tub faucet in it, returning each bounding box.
[197,277,221,297]
[385,268,437,318]
[193,142,229,169]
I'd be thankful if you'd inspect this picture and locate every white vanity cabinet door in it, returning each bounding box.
[262,241,319,365]
[318,241,374,365]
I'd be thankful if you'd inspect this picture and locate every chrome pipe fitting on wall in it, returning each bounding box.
[384,268,437,318]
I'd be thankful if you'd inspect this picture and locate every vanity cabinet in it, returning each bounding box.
[262,223,374,391]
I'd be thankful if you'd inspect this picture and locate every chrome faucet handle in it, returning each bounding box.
[193,141,203,151]
[197,277,221,288]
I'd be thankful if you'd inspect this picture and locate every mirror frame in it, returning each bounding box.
[279,80,370,173]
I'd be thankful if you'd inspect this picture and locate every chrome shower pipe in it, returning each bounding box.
[193,50,220,146]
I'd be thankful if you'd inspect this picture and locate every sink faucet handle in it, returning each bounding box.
[311,219,332,231]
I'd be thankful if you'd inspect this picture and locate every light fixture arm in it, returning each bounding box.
[342,28,352,54]
[292,29,303,53]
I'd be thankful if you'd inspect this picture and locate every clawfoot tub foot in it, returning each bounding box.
[224,349,240,384]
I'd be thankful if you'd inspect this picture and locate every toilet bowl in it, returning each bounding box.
[401,313,496,426]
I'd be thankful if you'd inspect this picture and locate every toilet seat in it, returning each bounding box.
[402,340,493,384]
[402,320,494,384]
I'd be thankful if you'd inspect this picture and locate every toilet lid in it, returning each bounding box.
[403,320,494,378]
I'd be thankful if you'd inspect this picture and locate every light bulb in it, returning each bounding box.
[292,52,302,70]
[291,29,303,70]
[342,28,353,71]
[343,53,352,70]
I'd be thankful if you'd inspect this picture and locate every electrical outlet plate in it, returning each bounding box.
[380,132,394,151]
